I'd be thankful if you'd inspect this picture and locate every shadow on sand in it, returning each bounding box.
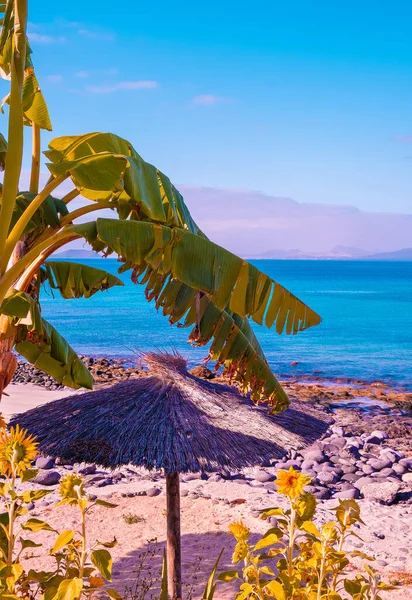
[112,530,263,599]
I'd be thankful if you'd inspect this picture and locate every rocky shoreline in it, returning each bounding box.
[9,355,412,506]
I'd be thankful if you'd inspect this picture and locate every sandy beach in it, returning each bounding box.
[4,376,412,598]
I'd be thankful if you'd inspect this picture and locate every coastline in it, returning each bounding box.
[5,367,412,598]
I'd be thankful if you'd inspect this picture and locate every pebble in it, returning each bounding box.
[34,471,61,486]
[146,487,161,497]
[35,457,55,470]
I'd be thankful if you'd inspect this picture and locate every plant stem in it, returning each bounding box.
[59,202,107,227]
[1,173,69,272]
[317,547,327,600]
[79,507,87,579]
[0,228,80,305]
[7,469,16,569]
[287,503,296,578]
[0,0,28,268]
[29,123,41,194]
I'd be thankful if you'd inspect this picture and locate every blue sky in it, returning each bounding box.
[18,0,412,213]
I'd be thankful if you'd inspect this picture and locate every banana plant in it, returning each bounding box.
[0,0,321,411]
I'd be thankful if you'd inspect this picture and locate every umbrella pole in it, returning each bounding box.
[166,472,182,599]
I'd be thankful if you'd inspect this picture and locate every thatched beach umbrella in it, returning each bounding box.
[12,352,331,599]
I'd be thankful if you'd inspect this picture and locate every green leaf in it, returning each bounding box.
[93,499,118,508]
[45,132,202,232]
[21,489,52,503]
[201,549,223,600]
[51,530,75,554]
[20,469,39,483]
[263,580,286,599]
[7,192,68,235]
[159,549,168,600]
[71,217,320,409]
[21,518,56,533]
[56,578,83,600]
[96,537,117,548]
[19,538,42,550]
[43,261,124,299]
[21,69,52,130]
[254,533,280,551]
[91,549,112,581]
[105,590,122,599]
[301,521,320,537]
[217,570,239,582]
[295,493,316,522]
[14,315,93,390]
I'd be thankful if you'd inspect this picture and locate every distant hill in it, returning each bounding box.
[364,248,412,261]
[180,185,412,257]
[54,249,102,259]
[254,246,371,260]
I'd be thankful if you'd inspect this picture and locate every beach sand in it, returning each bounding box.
[4,383,412,599]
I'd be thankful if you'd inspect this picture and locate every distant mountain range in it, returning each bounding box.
[55,246,412,262]
[56,185,412,260]
[252,246,412,261]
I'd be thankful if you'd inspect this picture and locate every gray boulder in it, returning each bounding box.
[35,457,55,470]
[34,471,61,486]
[362,482,400,504]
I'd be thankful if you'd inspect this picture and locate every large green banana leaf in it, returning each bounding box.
[0,289,93,389]
[125,262,289,410]
[44,132,204,232]
[0,2,51,130]
[7,192,68,234]
[74,219,321,331]
[43,261,124,299]
[68,217,321,409]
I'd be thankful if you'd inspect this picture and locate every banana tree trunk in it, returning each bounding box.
[0,241,28,400]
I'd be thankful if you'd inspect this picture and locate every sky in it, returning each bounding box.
[8,0,412,215]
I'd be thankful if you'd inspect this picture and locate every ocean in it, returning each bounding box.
[40,259,412,389]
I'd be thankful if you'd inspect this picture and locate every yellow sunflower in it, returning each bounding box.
[0,425,38,476]
[228,520,250,542]
[275,467,312,500]
[59,473,86,505]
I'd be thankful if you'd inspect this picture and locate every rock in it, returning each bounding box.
[380,449,401,463]
[189,366,215,379]
[399,458,412,470]
[282,460,301,470]
[181,473,202,482]
[354,476,375,490]
[362,482,400,504]
[333,488,360,500]
[34,471,61,486]
[180,489,189,497]
[331,426,344,437]
[377,468,397,478]
[207,474,222,483]
[365,431,388,444]
[402,473,412,483]
[341,473,359,483]
[393,464,406,475]
[79,464,97,475]
[361,464,374,475]
[35,457,55,470]
[313,488,331,499]
[302,450,326,465]
[368,459,391,471]
[252,470,274,483]
[317,471,339,485]
[146,487,161,497]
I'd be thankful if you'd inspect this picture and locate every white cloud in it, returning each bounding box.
[193,94,230,106]
[85,80,158,94]
[47,75,63,82]
[75,70,89,78]
[28,32,66,44]
[78,28,115,41]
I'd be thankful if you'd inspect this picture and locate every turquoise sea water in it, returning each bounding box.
[40,259,412,389]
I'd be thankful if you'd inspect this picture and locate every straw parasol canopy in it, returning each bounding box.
[12,352,331,471]
[11,352,332,599]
